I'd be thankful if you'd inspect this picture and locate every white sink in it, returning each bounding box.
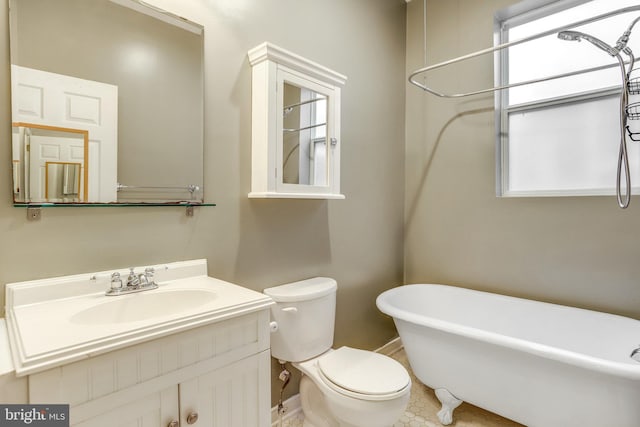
[70,289,217,324]
[5,259,274,376]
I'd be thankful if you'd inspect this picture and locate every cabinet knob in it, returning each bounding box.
[167,421,179,427]
[186,412,199,425]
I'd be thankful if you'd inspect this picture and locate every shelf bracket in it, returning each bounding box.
[26,207,41,221]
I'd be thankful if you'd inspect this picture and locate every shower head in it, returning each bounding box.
[616,16,640,52]
[557,30,618,57]
[557,30,583,41]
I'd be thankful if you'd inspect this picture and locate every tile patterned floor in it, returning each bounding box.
[278,348,523,427]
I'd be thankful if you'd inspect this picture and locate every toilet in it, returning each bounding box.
[264,277,411,427]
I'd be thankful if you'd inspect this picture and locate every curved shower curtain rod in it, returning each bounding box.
[408,5,640,97]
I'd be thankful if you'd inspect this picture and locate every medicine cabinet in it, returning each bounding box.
[248,42,347,199]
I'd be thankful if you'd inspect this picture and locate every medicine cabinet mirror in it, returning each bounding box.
[9,0,205,205]
[248,42,346,199]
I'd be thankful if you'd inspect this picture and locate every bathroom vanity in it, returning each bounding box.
[4,259,274,426]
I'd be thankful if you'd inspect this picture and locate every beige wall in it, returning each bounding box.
[405,0,640,319]
[0,0,406,404]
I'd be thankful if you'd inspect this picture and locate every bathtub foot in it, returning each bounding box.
[435,388,462,426]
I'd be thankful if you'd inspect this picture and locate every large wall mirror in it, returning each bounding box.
[9,0,204,205]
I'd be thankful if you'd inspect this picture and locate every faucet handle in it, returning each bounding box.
[127,267,140,287]
[144,267,155,283]
[110,272,122,290]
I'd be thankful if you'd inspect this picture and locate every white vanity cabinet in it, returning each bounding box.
[72,387,178,427]
[248,42,347,199]
[28,310,271,427]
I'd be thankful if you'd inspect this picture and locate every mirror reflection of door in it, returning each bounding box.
[11,65,118,202]
[45,162,81,202]
[12,123,88,203]
[282,82,328,186]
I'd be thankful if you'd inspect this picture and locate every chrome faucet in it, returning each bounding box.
[110,272,122,291]
[126,267,141,288]
[141,267,154,285]
[105,267,158,296]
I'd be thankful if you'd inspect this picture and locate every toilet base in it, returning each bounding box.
[300,376,340,427]
[298,375,409,427]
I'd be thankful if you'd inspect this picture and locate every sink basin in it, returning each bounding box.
[5,259,274,376]
[70,289,217,324]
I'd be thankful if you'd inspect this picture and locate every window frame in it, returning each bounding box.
[494,0,633,197]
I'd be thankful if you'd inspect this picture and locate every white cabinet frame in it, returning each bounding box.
[248,42,347,199]
[28,311,272,427]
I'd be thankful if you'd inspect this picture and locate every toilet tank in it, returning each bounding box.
[263,277,337,363]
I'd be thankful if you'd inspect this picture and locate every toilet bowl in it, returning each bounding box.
[263,278,411,427]
[294,347,411,427]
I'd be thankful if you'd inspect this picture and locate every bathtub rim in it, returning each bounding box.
[376,283,640,380]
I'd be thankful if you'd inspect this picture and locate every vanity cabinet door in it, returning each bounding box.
[72,386,178,427]
[178,349,271,427]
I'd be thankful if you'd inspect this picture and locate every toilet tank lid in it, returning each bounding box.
[263,277,337,302]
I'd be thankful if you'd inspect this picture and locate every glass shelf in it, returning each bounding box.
[14,202,216,208]
[14,202,215,220]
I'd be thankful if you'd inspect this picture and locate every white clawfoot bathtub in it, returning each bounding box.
[376,284,640,427]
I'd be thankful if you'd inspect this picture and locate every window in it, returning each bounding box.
[496,0,640,197]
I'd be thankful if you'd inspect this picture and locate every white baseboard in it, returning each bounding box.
[271,394,302,426]
[374,336,403,356]
[269,338,404,426]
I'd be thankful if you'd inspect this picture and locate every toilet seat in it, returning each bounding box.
[316,347,411,401]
